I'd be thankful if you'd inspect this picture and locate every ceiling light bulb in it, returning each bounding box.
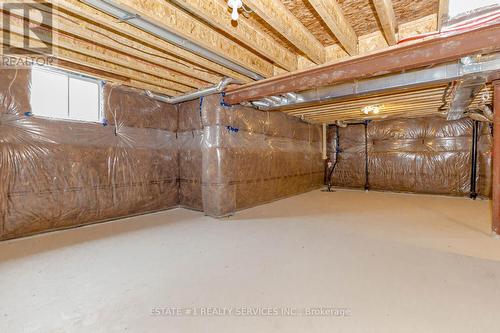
[481,91,490,102]
[231,7,239,20]
[362,105,382,115]
[228,0,243,21]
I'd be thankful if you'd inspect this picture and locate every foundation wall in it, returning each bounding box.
[0,69,178,240]
[1,68,323,239]
[177,99,204,211]
[326,117,493,197]
[180,95,324,217]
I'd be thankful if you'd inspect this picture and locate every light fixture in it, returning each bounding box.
[227,0,243,21]
[362,105,382,115]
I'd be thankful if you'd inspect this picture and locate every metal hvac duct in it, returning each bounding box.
[81,0,264,81]
[145,77,239,104]
[250,54,500,110]
[446,76,487,120]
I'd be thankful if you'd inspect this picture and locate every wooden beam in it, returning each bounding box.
[110,0,273,78]
[2,2,209,89]
[51,0,251,83]
[358,31,388,54]
[2,14,193,93]
[398,14,437,41]
[47,2,221,85]
[224,23,500,104]
[52,59,130,82]
[493,80,500,236]
[1,52,179,97]
[244,0,325,64]
[307,0,358,55]
[0,26,182,95]
[372,0,398,45]
[438,0,449,31]
[169,0,297,72]
[6,0,232,84]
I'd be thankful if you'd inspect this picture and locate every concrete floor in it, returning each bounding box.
[1,189,500,333]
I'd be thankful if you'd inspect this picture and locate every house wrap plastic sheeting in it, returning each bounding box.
[326,117,493,197]
[177,99,204,211]
[189,95,323,217]
[0,69,178,240]
[477,124,493,197]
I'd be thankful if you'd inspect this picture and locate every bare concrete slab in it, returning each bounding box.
[1,190,499,332]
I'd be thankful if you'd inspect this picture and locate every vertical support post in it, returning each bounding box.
[326,125,340,192]
[470,120,479,199]
[492,81,500,236]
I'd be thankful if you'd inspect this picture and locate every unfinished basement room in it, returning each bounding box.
[1,0,500,332]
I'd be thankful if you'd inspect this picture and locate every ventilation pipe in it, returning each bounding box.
[468,112,492,122]
[478,91,494,120]
[336,120,348,128]
[248,54,500,111]
[146,78,239,104]
[447,75,487,120]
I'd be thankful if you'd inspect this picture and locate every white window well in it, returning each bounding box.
[30,66,102,122]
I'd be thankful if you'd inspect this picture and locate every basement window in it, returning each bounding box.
[30,66,102,122]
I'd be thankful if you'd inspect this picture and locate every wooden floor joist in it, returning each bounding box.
[52,5,220,85]
[4,8,210,91]
[372,0,398,45]
[111,0,274,78]
[307,0,358,55]
[1,17,195,93]
[244,0,326,64]
[437,0,449,31]
[224,23,500,105]
[169,0,297,72]
[51,0,252,83]
[0,30,183,96]
[2,0,220,87]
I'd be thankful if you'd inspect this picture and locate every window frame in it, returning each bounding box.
[30,65,104,123]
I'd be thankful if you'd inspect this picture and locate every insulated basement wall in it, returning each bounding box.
[177,99,204,211]
[326,117,493,197]
[0,69,178,241]
[0,67,324,240]
[178,95,324,217]
[478,126,493,197]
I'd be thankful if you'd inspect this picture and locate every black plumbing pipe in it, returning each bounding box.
[326,125,340,192]
[470,120,479,199]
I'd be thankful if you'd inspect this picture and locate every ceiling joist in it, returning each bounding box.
[42,1,221,85]
[51,0,252,83]
[372,0,398,45]
[244,0,326,64]
[169,0,298,72]
[438,0,449,31]
[1,13,195,93]
[224,23,500,104]
[109,0,274,78]
[307,0,358,55]
[0,33,180,96]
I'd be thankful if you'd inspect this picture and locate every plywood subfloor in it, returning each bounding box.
[1,189,499,332]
